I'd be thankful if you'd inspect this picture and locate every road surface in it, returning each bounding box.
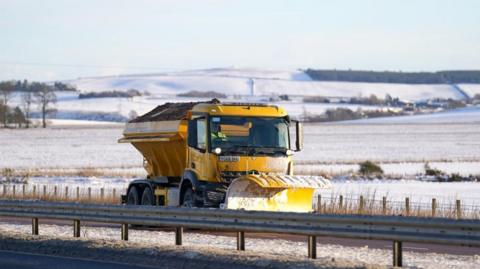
[0,250,157,269]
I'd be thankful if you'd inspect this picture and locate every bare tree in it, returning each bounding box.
[0,81,15,127]
[21,91,33,128]
[33,83,57,128]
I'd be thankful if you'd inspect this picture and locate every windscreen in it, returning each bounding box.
[210,116,289,153]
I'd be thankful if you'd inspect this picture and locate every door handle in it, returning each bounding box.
[191,162,196,169]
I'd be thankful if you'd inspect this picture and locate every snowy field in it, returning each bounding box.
[6,68,480,124]
[341,106,480,124]
[1,123,479,207]
[67,68,471,101]
[0,222,478,269]
[9,92,397,121]
[2,123,479,170]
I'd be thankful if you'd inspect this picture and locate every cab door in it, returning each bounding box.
[188,117,209,180]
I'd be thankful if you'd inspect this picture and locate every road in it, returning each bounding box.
[0,250,157,269]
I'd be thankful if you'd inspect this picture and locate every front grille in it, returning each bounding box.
[220,171,247,183]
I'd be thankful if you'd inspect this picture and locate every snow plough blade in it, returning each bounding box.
[224,174,331,212]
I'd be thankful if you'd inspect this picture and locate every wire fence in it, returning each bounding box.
[0,184,124,204]
[315,194,480,219]
[0,183,479,219]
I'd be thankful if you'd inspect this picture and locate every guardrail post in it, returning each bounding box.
[12,185,15,196]
[32,185,36,197]
[76,186,80,200]
[73,220,80,237]
[43,185,47,197]
[176,227,183,246]
[53,185,57,197]
[339,195,343,212]
[22,185,26,197]
[65,186,69,199]
[2,185,6,196]
[121,224,128,241]
[405,197,410,216]
[237,231,245,251]
[393,241,402,267]
[456,200,461,219]
[382,196,387,215]
[308,235,317,259]
[100,188,105,200]
[112,188,116,200]
[432,198,436,217]
[32,218,39,235]
[88,187,92,200]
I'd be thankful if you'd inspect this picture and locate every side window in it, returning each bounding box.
[196,119,206,150]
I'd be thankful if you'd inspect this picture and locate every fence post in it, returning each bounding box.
[237,231,245,251]
[43,185,47,197]
[308,235,317,259]
[359,196,364,214]
[33,185,36,197]
[432,198,437,217]
[32,218,39,235]
[121,224,128,241]
[65,186,69,199]
[88,187,91,200]
[22,185,26,197]
[317,195,321,213]
[339,195,343,212]
[12,185,15,196]
[405,197,410,216]
[73,220,80,237]
[53,185,57,197]
[456,200,461,219]
[176,227,183,246]
[113,188,116,201]
[393,241,402,267]
[382,196,387,215]
[100,188,105,201]
[76,186,80,200]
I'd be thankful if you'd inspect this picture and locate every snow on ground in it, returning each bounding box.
[458,84,480,98]
[317,179,480,208]
[297,161,480,177]
[300,123,480,164]
[0,127,141,169]
[342,106,480,124]
[68,68,466,101]
[2,124,480,169]
[0,222,477,269]
[1,124,479,207]
[9,92,396,121]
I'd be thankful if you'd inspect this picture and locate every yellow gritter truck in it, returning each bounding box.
[119,99,330,212]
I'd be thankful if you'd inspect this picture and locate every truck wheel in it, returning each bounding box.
[141,187,155,206]
[182,188,195,208]
[127,186,139,205]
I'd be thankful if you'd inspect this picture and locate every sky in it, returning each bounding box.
[0,0,479,81]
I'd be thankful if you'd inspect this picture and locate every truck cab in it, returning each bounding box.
[182,102,303,207]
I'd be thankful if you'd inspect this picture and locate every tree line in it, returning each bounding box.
[0,80,63,128]
[305,69,480,84]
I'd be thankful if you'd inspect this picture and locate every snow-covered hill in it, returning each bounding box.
[68,68,470,102]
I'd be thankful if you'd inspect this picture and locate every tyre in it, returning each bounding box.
[127,186,139,205]
[141,187,155,206]
[181,188,195,208]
